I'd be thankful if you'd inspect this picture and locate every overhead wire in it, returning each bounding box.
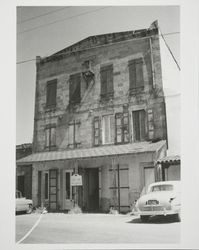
[16,31,180,65]
[17,7,111,35]
[17,7,71,24]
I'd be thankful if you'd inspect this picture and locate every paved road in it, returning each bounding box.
[16,213,180,244]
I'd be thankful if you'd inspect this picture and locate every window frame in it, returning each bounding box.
[115,112,130,144]
[45,124,56,150]
[102,114,114,145]
[132,109,146,142]
[100,64,114,100]
[128,58,144,94]
[67,120,81,149]
[93,117,101,147]
[46,79,57,108]
[69,73,81,105]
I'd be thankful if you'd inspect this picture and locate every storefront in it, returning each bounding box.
[17,140,166,213]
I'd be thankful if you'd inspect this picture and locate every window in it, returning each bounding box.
[46,79,57,108]
[45,126,56,150]
[93,117,101,146]
[129,58,144,92]
[102,115,114,144]
[115,112,129,144]
[69,73,81,105]
[68,120,81,148]
[100,65,113,100]
[44,172,49,200]
[132,110,146,141]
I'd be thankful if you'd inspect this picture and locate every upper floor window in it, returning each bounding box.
[115,112,129,144]
[132,110,146,141]
[46,79,57,108]
[68,120,81,149]
[100,64,113,100]
[128,58,144,93]
[45,125,56,150]
[69,73,81,105]
[93,117,101,146]
[102,115,114,145]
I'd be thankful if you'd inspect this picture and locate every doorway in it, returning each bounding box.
[84,168,99,212]
[17,175,25,197]
[63,170,73,210]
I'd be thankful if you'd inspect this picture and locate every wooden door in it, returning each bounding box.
[49,169,58,210]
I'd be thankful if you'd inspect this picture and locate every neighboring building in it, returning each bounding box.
[16,143,32,199]
[156,155,180,181]
[17,21,170,213]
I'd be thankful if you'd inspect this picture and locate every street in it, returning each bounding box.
[16,213,180,244]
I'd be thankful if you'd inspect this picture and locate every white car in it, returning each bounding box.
[135,181,181,222]
[16,190,33,214]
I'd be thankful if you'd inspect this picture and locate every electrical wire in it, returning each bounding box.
[17,7,71,24]
[16,31,180,65]
[17,7,111,35]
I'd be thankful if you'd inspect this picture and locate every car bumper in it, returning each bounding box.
[134,206,180,216]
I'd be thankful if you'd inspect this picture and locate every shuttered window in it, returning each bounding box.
[147,109,154,140]
[102,115,114,144]
[45,126,56,150]
[129,58,144,92]
[100,65,113,100]
[69,73,81,105]
[46,79,57,107]
[93,117,101,146]
[132,110,146,141]
[115,112,129,144]
[68,120,81,148]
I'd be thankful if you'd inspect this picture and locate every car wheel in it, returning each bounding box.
[140,215,150,223]
[26,204,33,214]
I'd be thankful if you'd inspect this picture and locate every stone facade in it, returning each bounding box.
[29,22,167,212]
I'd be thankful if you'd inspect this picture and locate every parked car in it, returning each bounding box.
[135,181,181,222]
[16,190,33,214]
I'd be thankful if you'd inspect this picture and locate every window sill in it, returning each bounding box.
[129,87,144,96]
[45,105,56,112]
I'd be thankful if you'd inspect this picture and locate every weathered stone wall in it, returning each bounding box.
[33,30,167,152]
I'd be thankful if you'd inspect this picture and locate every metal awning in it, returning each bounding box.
[17,140,166,165]
[157,155,180,164]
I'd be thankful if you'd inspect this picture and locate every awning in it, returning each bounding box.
[157,155,180,164]
[17,140,166,165]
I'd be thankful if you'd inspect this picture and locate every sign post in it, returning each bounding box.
[71,174,82,207]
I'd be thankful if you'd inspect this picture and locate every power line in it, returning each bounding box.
[17,7,111,35]
[17,7,71,24]
[158,26,181,71]
[16,32,180,65]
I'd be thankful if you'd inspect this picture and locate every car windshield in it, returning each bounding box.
[150,184,173,192]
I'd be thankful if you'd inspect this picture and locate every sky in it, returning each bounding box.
[16,5,180,145]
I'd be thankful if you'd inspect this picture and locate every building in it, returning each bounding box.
[17,21,169,213]
[16,143,32,199]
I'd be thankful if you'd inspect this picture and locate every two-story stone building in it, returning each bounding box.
[17,21,168,213]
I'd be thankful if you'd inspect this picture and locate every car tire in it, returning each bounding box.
[140,215,150,223]
[26,204,33,214]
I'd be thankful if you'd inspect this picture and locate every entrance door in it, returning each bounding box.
[17,175,25,197]
[63,170,73,210]
[85,168,99,212]
[49,169,58,210]
[144,167,155,193]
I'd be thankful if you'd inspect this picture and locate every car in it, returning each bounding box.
[135,181,181,222]
[16,190,33,214]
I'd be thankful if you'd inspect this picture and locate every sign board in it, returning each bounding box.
[71,174,82,186]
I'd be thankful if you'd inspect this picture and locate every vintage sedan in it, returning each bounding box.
[135,181,181,222]
[16,190,33,214]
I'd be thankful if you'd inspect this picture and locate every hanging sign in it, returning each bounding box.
[71,174,82,186]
